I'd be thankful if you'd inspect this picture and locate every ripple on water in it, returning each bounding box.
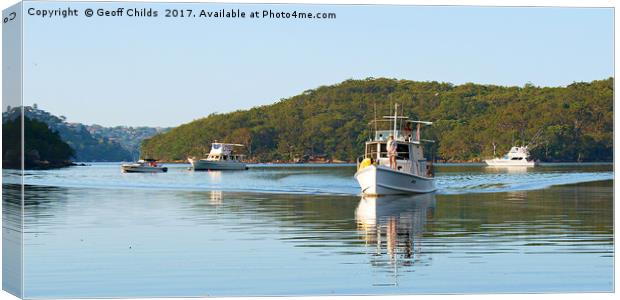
[4,163,613,196]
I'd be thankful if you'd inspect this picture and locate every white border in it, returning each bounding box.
[0,1,616,300]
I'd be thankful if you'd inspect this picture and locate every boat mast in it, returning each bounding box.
[374,101,378,139]
[393,103,398,138]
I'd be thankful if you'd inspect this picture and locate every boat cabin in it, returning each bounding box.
[363,138,429,176]
[503,146,530,160]
[206,142,245,162]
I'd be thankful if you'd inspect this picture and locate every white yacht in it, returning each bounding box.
[121,159,168,173]
[188,142,248,171]
[354,104,437,196]
[485,146,537,167]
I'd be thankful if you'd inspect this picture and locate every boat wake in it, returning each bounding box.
[3,165,613,196]
[437,171,613,195]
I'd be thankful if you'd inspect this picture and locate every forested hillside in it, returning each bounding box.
[3,116,75,169]
[3,106,167,162]
[141,78,613,162]
[86,125,170,158]
[14,106,132,162]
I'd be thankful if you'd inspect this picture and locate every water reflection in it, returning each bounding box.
[2,184,23,296]
[15,181,613,297]
[484,166,530,173]
[207,170,222,182]
[356,194,436,269]
[209,190,223,205]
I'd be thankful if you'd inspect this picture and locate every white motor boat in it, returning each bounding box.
[354,104,437,196]
[188,142,248,171]
[121,159,168,173]
[485,146,537,167]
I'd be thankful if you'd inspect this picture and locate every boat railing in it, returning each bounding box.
[358,151,411,159]
[356,151,411,169]
[373,130,418,142]
[371,132,436,144]
[357,152,434,177]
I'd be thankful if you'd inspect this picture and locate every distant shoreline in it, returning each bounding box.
[3,160,78,170]
[145,158,615,165]
[65,161,614,166]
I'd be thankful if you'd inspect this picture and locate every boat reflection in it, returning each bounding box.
[207,170,223,182]
[209,190,223,205]
[355,193,436,268]
[484,165,530,173]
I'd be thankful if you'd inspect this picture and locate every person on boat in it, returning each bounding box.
[426,164,434,177]
[387,135,397,169]
[404,122,413,139]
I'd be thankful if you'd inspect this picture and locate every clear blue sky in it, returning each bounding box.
[22,2,613,127]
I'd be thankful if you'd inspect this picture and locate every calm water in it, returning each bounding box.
[2,163,614,297]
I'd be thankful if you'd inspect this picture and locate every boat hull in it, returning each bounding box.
[189,159,247,171]
[484,159,536,167]
[354,165,436,196]
[121,165,168,173]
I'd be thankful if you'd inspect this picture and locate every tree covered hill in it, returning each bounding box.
[141,77,613,162]
[14,106,132,161]
[2,106,170,162]
[3,116,75,169]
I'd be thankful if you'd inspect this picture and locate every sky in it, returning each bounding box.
[19,1,614,127]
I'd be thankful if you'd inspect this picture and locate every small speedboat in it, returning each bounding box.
[485,146,536,167]
[121,159,168,173]
[188,142,248,171]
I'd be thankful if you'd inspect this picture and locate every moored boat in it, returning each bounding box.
[188,142,248,171]
[485,146,537,167]
[354,104,437,196]
[121,159,168,173]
